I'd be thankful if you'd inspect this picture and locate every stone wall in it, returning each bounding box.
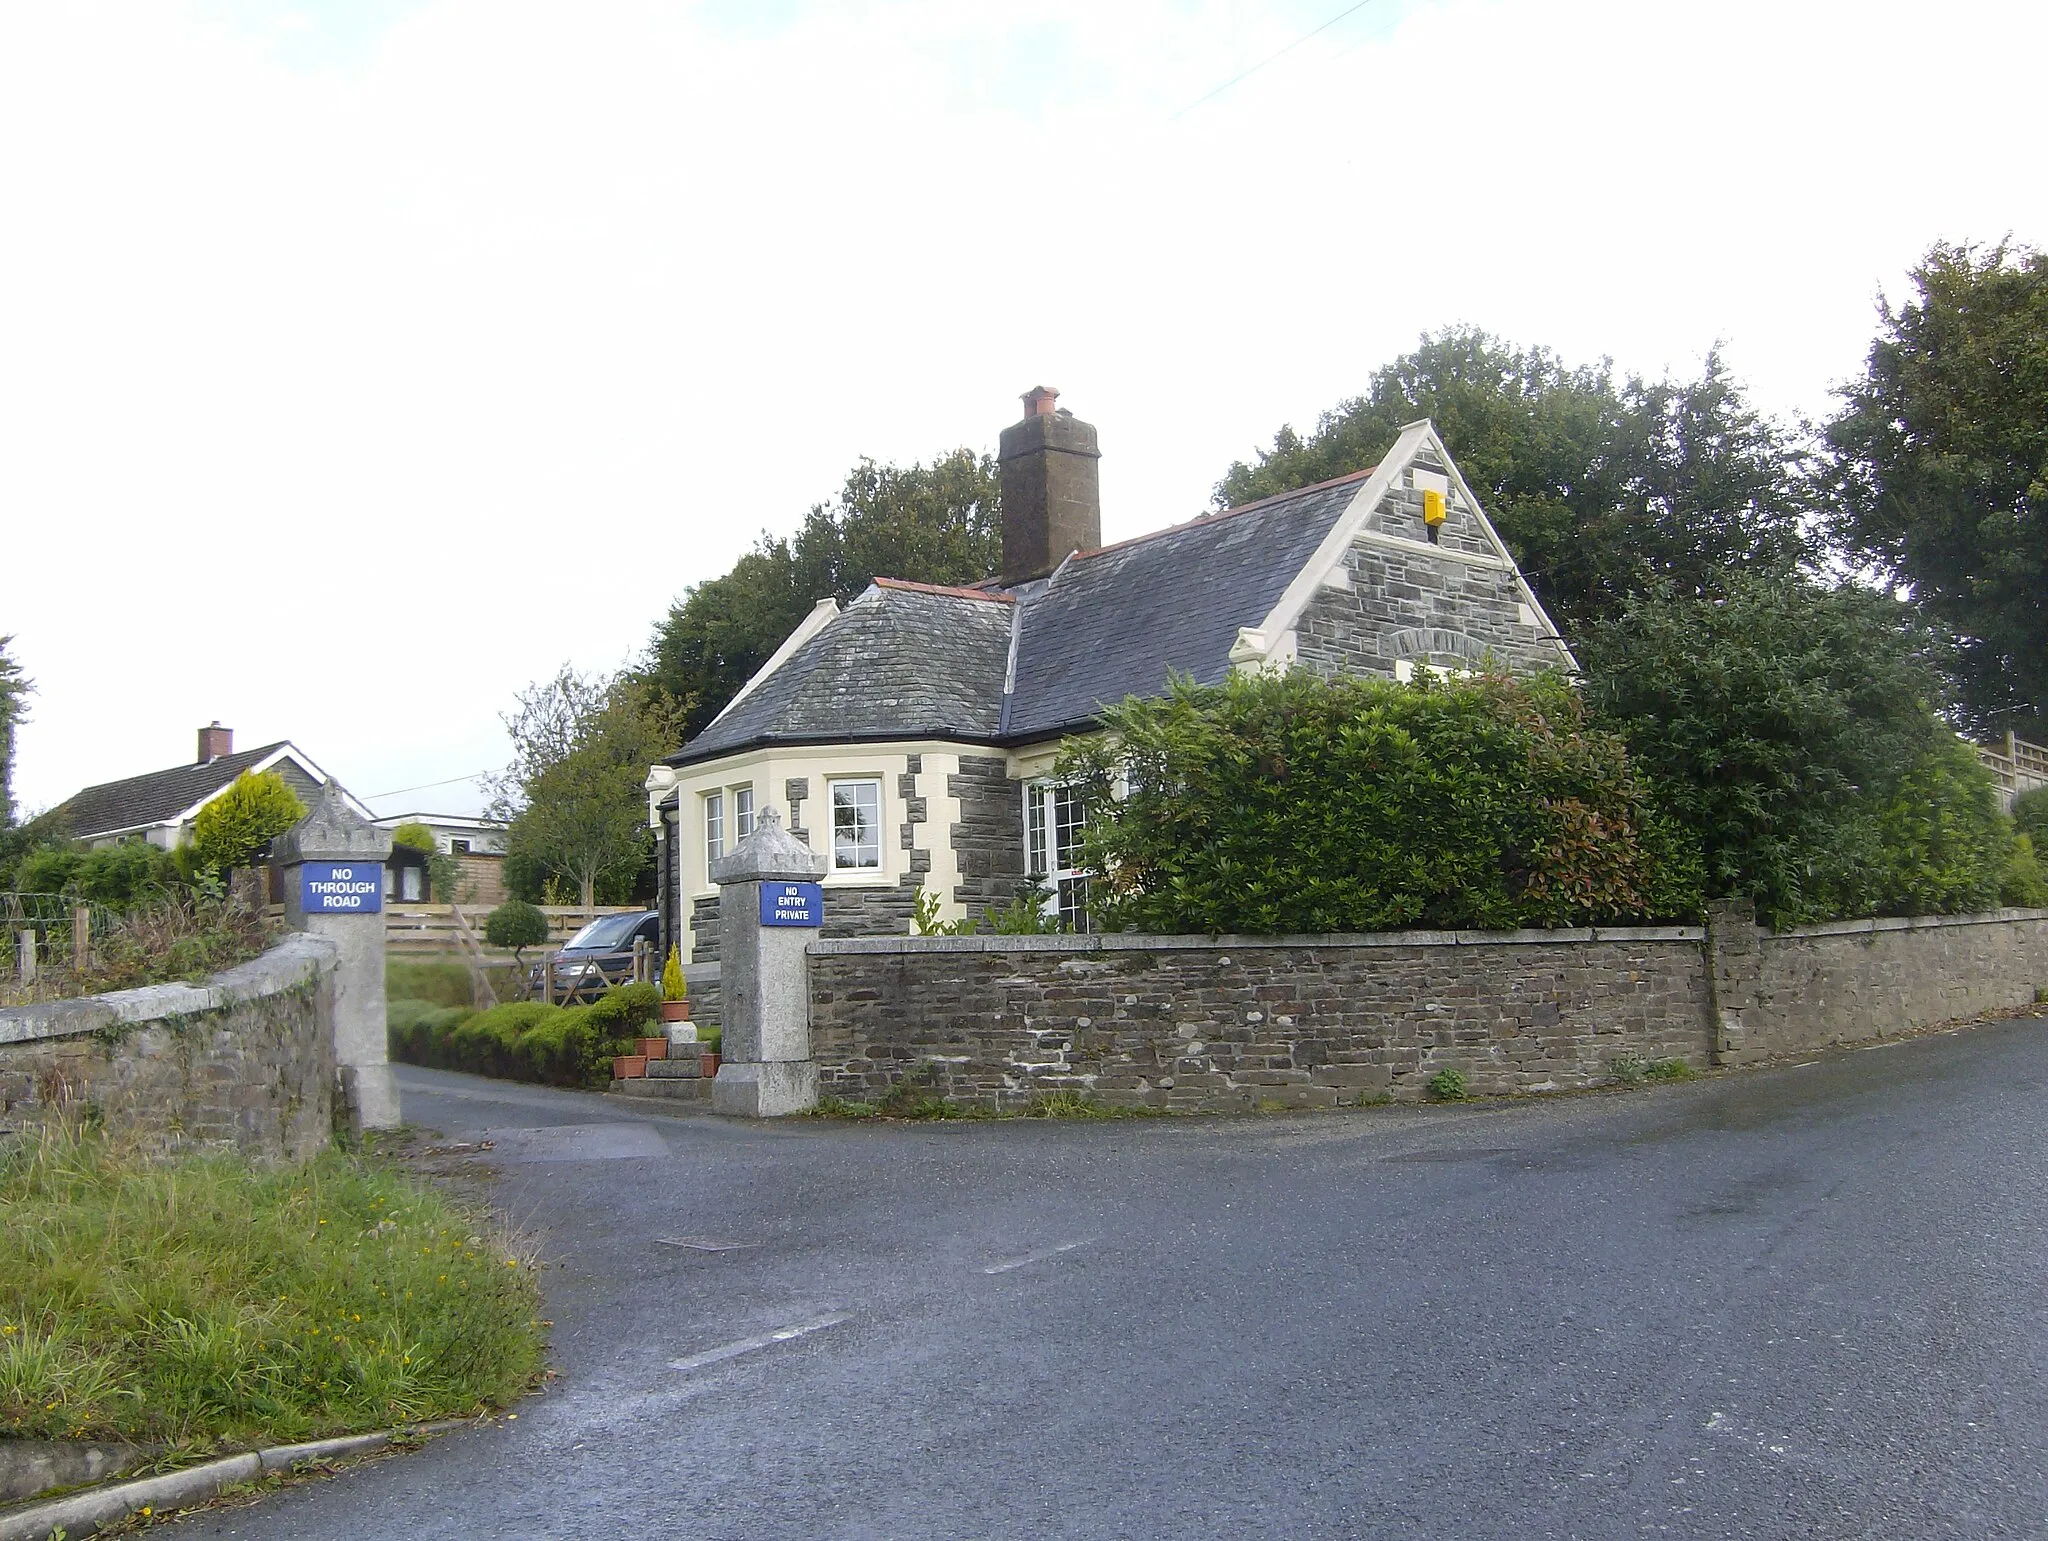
[807,909,2048,1112]
[810,928,1711,1111]
[948,753,1025,921]
[0,934,340,1158]
[1752,911,2048,1055]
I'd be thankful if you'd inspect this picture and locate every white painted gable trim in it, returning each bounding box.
[169,744,367,827]
[708,596,841,727]
[1250,418,1579,673]
[1249,419,1432,656]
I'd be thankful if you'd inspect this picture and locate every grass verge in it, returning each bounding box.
[0,1124,545,1454]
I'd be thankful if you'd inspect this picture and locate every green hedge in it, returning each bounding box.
[1061,668,1699,935]
[387,983,663,1088]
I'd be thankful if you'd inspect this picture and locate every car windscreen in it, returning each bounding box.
[563,914,644,952]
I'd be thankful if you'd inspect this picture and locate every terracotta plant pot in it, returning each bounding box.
[612,1055,649,1080]
[639,1037,669,1060]
[700,1051,721,1078]
[660,999,693,1024]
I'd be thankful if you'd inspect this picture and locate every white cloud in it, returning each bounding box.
[3,0,2042,815]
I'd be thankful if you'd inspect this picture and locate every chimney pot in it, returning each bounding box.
[197,722,233,764]
[999,387,1101,585]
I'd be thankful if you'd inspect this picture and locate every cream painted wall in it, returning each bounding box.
[652,738,999,956]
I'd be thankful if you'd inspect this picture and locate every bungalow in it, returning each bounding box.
[55,724,367,850]
[646,389,1575,961]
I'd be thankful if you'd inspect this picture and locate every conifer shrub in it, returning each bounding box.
[1059,669,1700,935]
[190,770,306,874]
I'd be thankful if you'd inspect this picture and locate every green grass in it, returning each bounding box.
[0,1126,545,1451]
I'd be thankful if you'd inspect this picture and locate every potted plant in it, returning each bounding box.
[699,1025,721,1079]
[659,946,691,1023]
[612,1052,649,1080]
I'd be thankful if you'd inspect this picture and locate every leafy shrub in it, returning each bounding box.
[191,770,306,874]
[15,844,83,896]
[483,900,550,963]
[1060,668,1697,935]
[1583,576,2012,926]
[583,981,659,1037]
[390,822,437,855]
[2001,833,2048,908]
[1426,1067,1469,1101]
[2015,786,2048,847]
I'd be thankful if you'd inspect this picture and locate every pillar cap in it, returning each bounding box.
[709,808,828,884]
[273,780,393,865]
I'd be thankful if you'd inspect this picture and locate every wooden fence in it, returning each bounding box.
[1979,733,2048,812]
[384,904,641,960]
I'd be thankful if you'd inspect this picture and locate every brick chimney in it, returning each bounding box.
[999,386,1101,584]
[197,722,233,764]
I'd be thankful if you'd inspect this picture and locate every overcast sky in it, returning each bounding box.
[4,0,2042,821]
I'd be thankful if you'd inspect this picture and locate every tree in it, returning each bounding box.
[1214,328,1813,634]
[644,449,1001,739]
[390,821,437,855]
[483,898,550,965]
[190,771,307,874]
[490,669,680,914]
[1580,573,2014,926]
[1826,241,2048,736]
[0,636,29,830]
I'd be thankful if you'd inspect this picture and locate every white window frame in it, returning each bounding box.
[1023,780,1089,932]
[734,784,755,841]
[827,777,884,872]
[704,789,725,864]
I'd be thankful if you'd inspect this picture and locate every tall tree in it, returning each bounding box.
[490,669,682,914]
[645,449,1001,739]
[0,635,29,830]
[1827,240,2048,735]
[1215,328,1812,634]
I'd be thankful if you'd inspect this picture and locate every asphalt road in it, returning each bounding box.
[180,1015,2048,1540]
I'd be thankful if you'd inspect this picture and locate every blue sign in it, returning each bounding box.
[759,881,823,928]
[301,861,383,914]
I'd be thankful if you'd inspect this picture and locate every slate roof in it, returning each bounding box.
[57,742,296,839]
[673,581,1017,765]
[1000,474,1366,742]
[668,471,1373,765]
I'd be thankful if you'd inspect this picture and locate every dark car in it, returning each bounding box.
[529,910,661,999]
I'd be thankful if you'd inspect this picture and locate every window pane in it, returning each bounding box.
[705,791,724,863]
[831,780,881,869]
[735,785,755,839]
[1056,876,1089,933]
[1025,785,1047,875]
[1052,785,1087,871]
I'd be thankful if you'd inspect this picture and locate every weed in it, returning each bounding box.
[1425,1066,1469,1102]
[1643,1058,1697,1082]
[1608,1052,1647,1085]
[0,1124,544,1447]
[811,1095,878,1120]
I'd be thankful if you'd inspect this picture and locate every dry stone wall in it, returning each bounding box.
[0,934,339,1158]
[808,909,2048,1112]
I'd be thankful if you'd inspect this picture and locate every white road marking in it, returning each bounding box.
[982,1238,1093,1275]
[667,1312,850,1373]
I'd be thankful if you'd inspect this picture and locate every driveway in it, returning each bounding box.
[178,1016,2048,1539]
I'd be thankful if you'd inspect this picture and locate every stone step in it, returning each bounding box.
[609,1076,710,1101]
[646,1057,704,1079]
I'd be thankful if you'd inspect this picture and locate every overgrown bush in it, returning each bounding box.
[390,822,437,855]
[2002,833,2048,909]
[190,770,306,874]
[1583,576,2017,925]
[1059,668,1699,935]
[12,840,178,910]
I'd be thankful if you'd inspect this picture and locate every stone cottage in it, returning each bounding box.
[646,389,1575,959]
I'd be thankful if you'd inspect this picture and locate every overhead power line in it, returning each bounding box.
[362,769,495,801]
[1168,0,1382,121]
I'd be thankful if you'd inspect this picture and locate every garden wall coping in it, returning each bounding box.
[0,933,339,1048]
[809,925,1709,956]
